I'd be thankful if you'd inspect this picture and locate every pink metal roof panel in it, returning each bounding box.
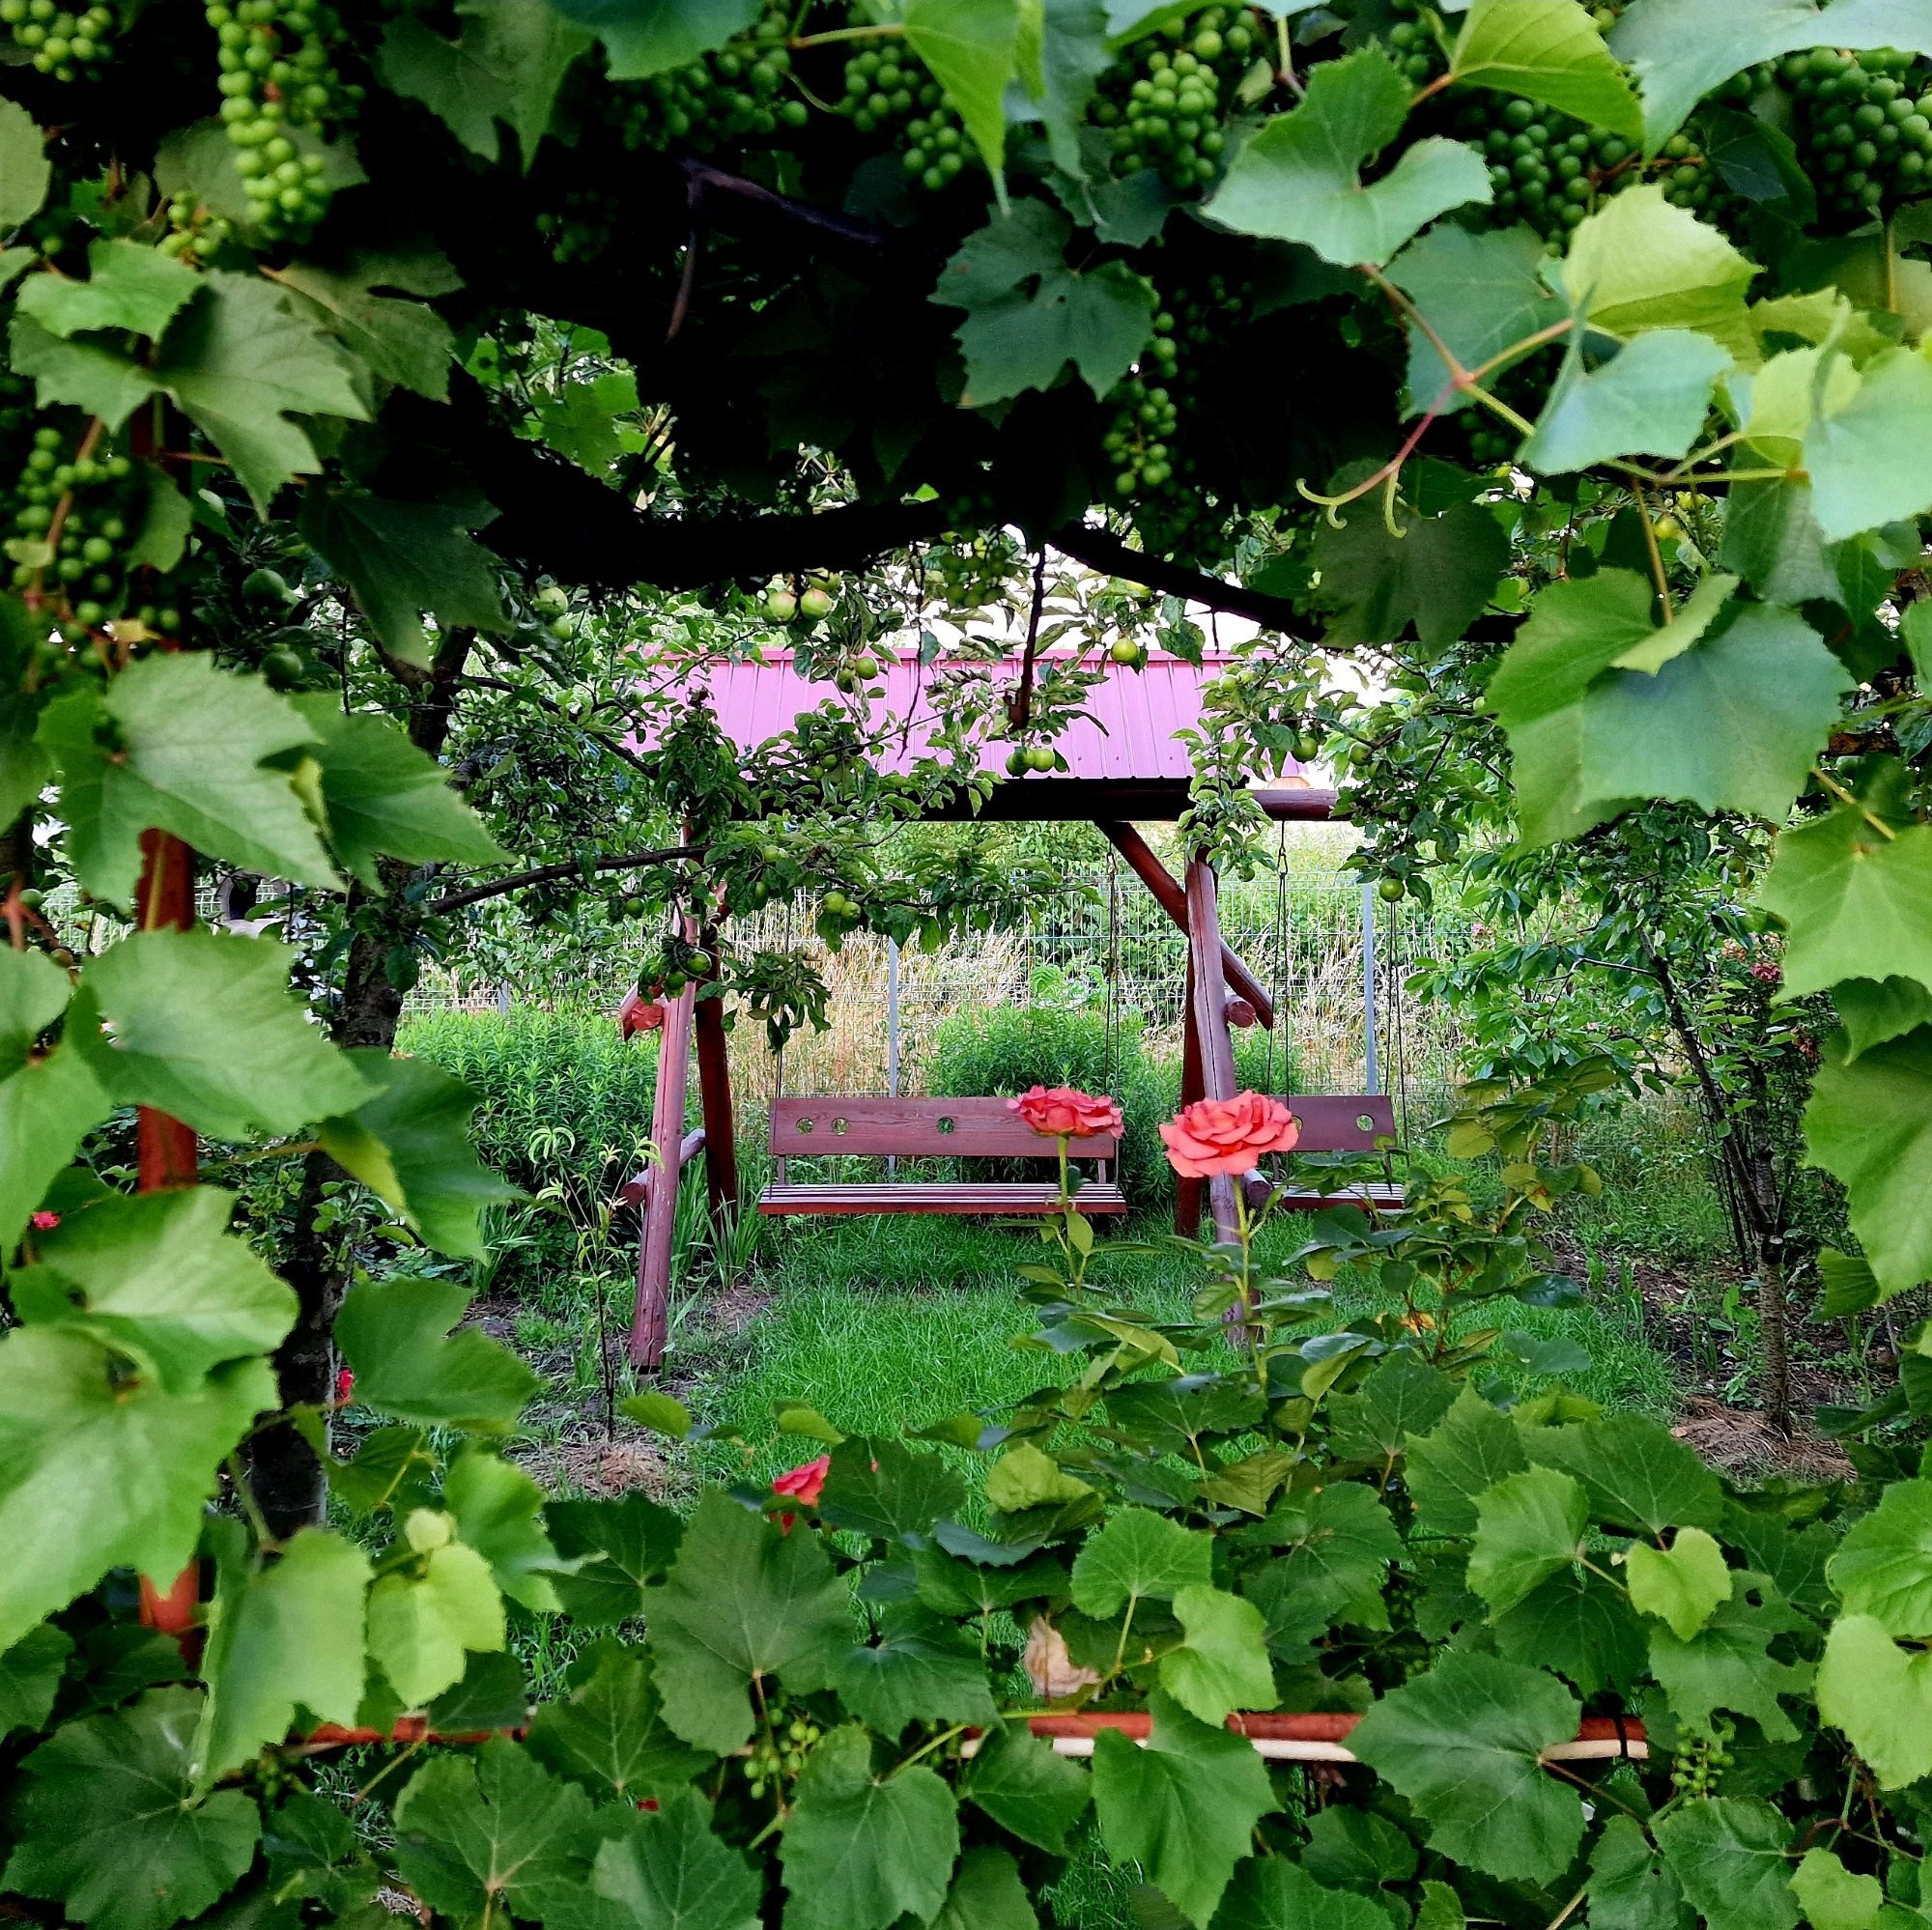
[645,649,1305,786]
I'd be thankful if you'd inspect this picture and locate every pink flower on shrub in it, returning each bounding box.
[772,1453,831,1532]
[29,1211,59,1232]
[1009,1086,1122,1139]
[1750,960,1781,986]
[335,1368,355,1405]
[1159,1093,1300,1178]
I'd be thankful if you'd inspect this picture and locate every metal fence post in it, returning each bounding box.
[886,936,900,1177]
[1361,882,1379,1094]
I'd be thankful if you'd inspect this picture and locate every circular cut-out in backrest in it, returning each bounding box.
[833,1117,849,1135]
[795,1117,815,1134]
[937,1115,956,1133]
[1356,1114,1377,1133]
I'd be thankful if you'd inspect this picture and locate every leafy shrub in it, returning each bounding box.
[401,1008,659,1194]
[927,994,1172,1208]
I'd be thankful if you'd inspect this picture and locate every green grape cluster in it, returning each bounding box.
[209,0,358,243]
[838,43,975,192]
[1091,8,1259,192]
[746,1715,822,1800]
[1383,0,1446,86]
[1460,98,1638,239]
[1668,1714,1736,1798]
[5,426,145,635]
[157,195,235,265]
[1102,367,1179,498]
[1781,46,1932,222]
[622,10,802,154]
[0,0,115,79]
[1101,271,1244,500]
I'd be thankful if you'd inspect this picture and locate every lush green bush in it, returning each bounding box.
[927,990,1173,1208]
[402,1008,660,1195]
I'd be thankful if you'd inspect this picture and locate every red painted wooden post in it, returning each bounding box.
[692,938,737,1243]
[630,970,696,1369]
[1176,950,1204,1239]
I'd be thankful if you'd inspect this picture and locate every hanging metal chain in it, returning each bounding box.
[1103,848,1122,1098]
[1265,819,1290,1098]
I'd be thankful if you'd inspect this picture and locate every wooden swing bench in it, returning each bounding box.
[757,1097,1129,1218]
[1263,1094,1404,1213]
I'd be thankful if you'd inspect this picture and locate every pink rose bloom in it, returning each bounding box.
[335,1367,355,1404]
[772,1455,831,1509]
[1159,1093,1301,1178]
[29,1211,59,1232]
[1009,1086,1122,1139]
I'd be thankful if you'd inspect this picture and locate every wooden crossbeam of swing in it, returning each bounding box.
[1095,821,1274,1028]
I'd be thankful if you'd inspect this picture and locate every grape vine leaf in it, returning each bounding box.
[543,0,760,80]
[1326,1357,1456,1461]
[1090,1691,1273,1928]
[831,1611,999,1733]
[1158,1584,1276,1725]
[1719,477,1837,604]
[1647,1578,1813,1743]
[288,695,506,885]
[1350,1651,1586,1883]
[649,1490,852,1753]
[1387,222,1564,417]
[191,1524,372,1785]
[298,491,512,669]
[1827,1478,1932,1636]
[1494,1563,1648,1697]
[1210,1856,1391,1930]
[1558,184,1758,354]
[1803,346,1932,543]
[0,1330,274,1652]
[544,1491,686,1624]
[915,1546,1065,1615]
[1468,1465,1588,1617]
[12,1185,296,1393]
[905,0,1023,181]
[1804,1027,1932,1300]
[526,1643,715,1801]
[1759,811,1932,1000]
[0,1687,262,1930]
[1448,0,1644,141]
[365,1511,508,1707]
[393,1740,599,1922]
[1520,1411,1724,1536]
[1654,1797,1798,1930]
[1816,1613,1932,1789]
[985,1440,1094,1510]
[778,1723,961,1930]
[1255,1480,1402,1629]
[1208,48,1492,267]
[1070,1505,1213,1616]
[1791,1848,1890,1930]
[71,928,372,1140]
[267,251,459,400]
[1406,1383,1530,1535]
[150,271,371,512]
[38,653,340,905]
[933,200,1155,407]
[0,946,109,1253]
[377,3,589,167]
[1309,493,1509,653]
[959,1719,1092,1854]
[1588,1815,1693,1930]
[0,96,49,229]
[319,1051,518,1262]
[1625,1526,1732,1640]
[15,239,201,341]
[1024,0,1111,179]
[819,1435,968,1544]
[7,314,161,428]
[0,1625,71,1740]
[1816,1245,1886,1319]
[443,1446,567,1613]
[334,1276,538,1433]
[589,1787,762,1930]
[932,1846,1037,1930]
[1610,0,1932,152]
[1519,327,1731,474]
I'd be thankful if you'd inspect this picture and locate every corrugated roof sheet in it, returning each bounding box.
[642,649,1306,785]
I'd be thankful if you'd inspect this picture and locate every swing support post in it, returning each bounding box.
[1183,854,1242,1247]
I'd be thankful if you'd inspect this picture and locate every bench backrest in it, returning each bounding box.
[1282,1094,1397,1152]
[770,1096,1119,1160]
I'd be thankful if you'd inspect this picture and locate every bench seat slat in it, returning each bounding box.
[1273,1182,1405,1212]
[771,1096,1117,1160]
[759,1181,1128,1217]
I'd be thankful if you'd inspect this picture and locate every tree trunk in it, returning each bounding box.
[247,631,476,1535]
